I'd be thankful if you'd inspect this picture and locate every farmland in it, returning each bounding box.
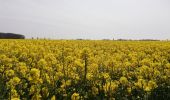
[0,40,170,100]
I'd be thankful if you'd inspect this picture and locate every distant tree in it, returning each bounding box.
[0,32,25,39]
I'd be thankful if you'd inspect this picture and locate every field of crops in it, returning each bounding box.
[0,40,170,100]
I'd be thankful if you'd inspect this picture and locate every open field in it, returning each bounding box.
[0,40,170,100]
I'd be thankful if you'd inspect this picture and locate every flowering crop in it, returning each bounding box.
[0,40,170,99]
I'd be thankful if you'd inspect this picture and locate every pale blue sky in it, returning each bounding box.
[0,0,170,40]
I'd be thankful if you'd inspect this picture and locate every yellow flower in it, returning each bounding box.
[153,69,160,77]
[101,72,110,80]
[42,87,49,97]
[134,79,146,89]
[38,59,47,68]
[66,80,72,86]
[74,59,83,68]
[92,87,98,96]
[11,89,19,99]
[30,68,40,78]
[148,80,158,89]
[103,81,118,94]
[29,68,41,83]
[8,77,21,87]
[86,73,93,81]
[51,95,56,100]
[6,69,15,77]
[17,62,27,76]
[71,92,80,100]
[11,98,20,100]
[119,77,128,85]
[144,86,151,92]
[127,87,132,94]
[12,77,21,85]
[55,72,64,80]
[29,85,36,95]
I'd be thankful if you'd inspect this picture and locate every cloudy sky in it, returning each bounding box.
[0,0,170,39]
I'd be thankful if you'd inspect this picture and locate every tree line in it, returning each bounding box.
[0,32,25,39]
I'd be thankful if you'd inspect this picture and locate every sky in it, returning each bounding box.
[0,0,170,40]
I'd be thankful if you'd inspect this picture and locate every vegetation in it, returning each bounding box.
[0,32,25,39]
[0,40,170,100]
